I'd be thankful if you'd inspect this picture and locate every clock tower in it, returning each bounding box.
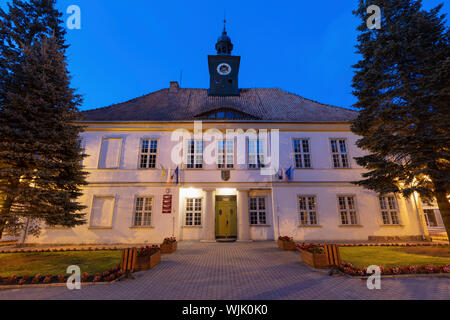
[208,21,240,96]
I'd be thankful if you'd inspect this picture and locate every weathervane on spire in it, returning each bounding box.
[215,13,233,55]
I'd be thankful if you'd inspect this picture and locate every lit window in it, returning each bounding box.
[248,139,265,169]
[134,197,152,226]
[218,140,234,169]
[378,196,400,225]
[249,197,266,225]
[185,198,202,226]
[186,140,203,169]
[139,139,158,169]
[293,139,311,168]
[298,196,318,225]
[330,139,349,168]
[338,196,358,225]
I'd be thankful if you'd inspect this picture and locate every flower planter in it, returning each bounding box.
[160,241,177,254]
[277,239,296,250]
[298,249,329,268]
[134,250,161,271]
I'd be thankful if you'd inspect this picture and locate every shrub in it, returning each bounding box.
[43,276,52,284]
[163,237,177,244]
[137,245,160,257]
[93,274,102,282]
[278,236,294,242]
[296,243,325,254]
[32,274,42,284]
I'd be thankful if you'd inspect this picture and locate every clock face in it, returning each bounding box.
[217,63,231,76]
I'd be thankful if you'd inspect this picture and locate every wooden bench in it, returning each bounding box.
[324,244,341,267]
[120,248,137,279]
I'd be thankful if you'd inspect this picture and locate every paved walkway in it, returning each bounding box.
[1,241,449,300]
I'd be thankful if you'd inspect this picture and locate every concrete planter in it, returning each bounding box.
[134,251,161,271]
[277,239,296,250]
[298,249,329,268]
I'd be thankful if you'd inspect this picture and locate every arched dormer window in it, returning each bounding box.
[196,108,258,120]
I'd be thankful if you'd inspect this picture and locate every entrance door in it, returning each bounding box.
[215,195,237,239]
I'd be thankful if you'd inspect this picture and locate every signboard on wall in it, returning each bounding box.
[162,194,172,214]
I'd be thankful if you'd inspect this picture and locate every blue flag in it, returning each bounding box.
[172,167,179,184]
[285,166,293,181]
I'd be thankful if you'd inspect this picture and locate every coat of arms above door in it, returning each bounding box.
[221,170,230,181]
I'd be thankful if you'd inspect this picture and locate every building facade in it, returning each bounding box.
[27,25,432,245]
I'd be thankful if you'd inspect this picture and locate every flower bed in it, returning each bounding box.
[296,243,329,268]
[338,242,446,247]
[134,246,161,271]
[338,262,450,277]
[277,236,296,250]
[0,264,122,286]
[0,246,122,254]
[160,237,177,254]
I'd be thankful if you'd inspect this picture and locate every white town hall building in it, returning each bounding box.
[27,25,436,245]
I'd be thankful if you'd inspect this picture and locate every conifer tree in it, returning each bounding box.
[351,0,450,236]
[0,0,87,238]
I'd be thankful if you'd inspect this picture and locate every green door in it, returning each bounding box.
[215,196,237,238]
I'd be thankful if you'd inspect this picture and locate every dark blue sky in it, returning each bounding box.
[3,0,449,111]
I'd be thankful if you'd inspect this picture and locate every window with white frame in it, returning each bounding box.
[293,139,311,168]
[249,197,267,225]
[423,209,438,227]
[378,195,400,225]
[185,198,202,226]
[186,140,203,169]
[330,139,349,168]
[218,140,234,169]
[338,196,358,225]
[248,139,265,169]
[139,139,158,169]
[298,196,318,225]
[133,197,152,226]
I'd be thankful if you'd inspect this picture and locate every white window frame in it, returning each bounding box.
[337,195,359,225]
[330,138,350,168]
[292,139,312,168]
[378,195,401,225]
[186,140,203,169]
[132,196,153,227]
[423,209,438,227]
[248,139,265,169]
[218,139,234,169]
[185,198,202,226]
[249,196,267,225]
[138,138,158,169]
[297,195,319,226]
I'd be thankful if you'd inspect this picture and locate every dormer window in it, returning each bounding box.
[197,108,258,120]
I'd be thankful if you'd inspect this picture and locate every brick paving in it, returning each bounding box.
[0,241,449,300]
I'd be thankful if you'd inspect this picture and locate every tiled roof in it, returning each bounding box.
[80,88,357,122]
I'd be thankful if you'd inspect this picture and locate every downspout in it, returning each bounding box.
[270,177,279,240]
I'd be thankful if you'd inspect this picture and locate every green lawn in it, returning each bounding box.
[0,251,122,277]
[339,246,450,268]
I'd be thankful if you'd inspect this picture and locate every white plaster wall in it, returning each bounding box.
[26,125,427,244]
[273,185,423,241]
[28,186,179,244]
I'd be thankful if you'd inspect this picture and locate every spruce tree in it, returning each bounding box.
[351,0,450,236]
[0,0,87,239]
